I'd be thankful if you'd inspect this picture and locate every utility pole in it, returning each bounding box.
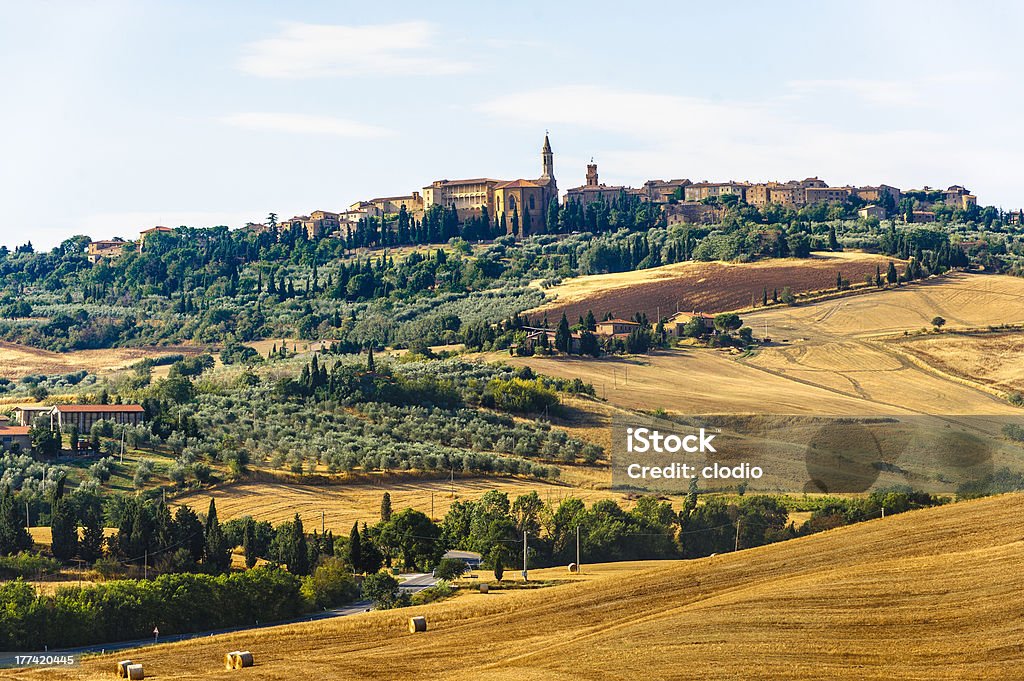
[522,530,528,582]
[430,492,434,520]
[734,519,741,552]
[321,510,325,535]
[119,429,126,464]
[576,524,581,573]
[450,467,455,498]
[881,506,885,519]
[25,501,29,529]
[144,551,148,580]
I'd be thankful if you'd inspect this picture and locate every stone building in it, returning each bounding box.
[492,135,559,236]
[564,161,633,206]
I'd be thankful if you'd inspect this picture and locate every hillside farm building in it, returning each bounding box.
[50,405,145,432]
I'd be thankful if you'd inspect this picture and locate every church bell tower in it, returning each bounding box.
[541,133,554,180]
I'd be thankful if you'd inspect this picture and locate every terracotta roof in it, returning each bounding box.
[598,319,640,326]
[495,179,542,189]
[0,426,30,435]
[429,178,500,187]
[53,405,144,413]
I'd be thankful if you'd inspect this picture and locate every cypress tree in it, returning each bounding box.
[204,499,230,573]
[349,522,362,573]
[380,492,392,522]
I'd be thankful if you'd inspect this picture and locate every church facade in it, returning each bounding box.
[422,135,558,237]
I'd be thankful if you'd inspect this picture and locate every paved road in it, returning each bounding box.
[398,572,437,592]
[0,572,439,668]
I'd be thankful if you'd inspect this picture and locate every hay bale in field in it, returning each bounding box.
[125,663,145,680]
[409,616,427,633]
[116,660,133,678]
[235,651,254,668]
[478,583,489,594]
[568,562,578,573]
[225,651,241,670]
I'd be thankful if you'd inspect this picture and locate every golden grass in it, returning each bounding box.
[18,492,1024,680]
[0,342,203,380]
[894,331,1024,394]
[502,273,1024,416]
[171,477,630,532]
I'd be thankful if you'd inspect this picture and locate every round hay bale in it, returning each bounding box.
[235,651,254,668]
[225,652,240,670]
[567,562,578,573]
[117,660,133,678]
[125,664,145,680]
[409,616,427,633]
[478,583,489,594]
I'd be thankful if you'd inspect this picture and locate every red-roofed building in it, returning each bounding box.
[0,426,31,451]
[50,404,145,431]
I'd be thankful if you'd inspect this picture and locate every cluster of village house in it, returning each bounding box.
[516,313,718,355]
[0,404,144,452]
[86,135,988,263]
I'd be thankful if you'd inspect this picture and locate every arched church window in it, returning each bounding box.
[509,196,516,211]
[530,196,535,210]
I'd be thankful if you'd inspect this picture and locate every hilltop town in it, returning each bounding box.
[82,134,1010,263]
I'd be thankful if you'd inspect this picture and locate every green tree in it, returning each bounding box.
[932,316,946,329]
[380,492,392,522]
[886,261,898,285]
[203,499,231,573]
[491,546,504,581]
[49,476,77,562]
[0,486,31,556]
[275,514,310,576]
[555,313,571,353]
[242,518,257,569]
[362,571,401,609]
[348,522,362,573]
[30,417,60,457]
[377,508,444,571]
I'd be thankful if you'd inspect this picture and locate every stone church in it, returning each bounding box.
[493,135,558,236]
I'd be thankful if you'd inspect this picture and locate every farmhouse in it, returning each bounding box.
[515,327,581,354]
[50,404,145,432]
[858,205,886,220]
[596,319,641,336]
[667,311,716,337]
[0,426,31,451]
[87,239,130,264]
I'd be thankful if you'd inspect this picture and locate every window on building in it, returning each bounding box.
[530,196,535,210]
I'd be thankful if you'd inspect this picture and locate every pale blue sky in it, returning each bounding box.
[1,0,1020,248]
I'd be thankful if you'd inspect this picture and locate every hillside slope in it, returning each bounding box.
[19,493,1024,680]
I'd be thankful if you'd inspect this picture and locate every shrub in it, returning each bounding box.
[361,571,402,609]
[432,558,466,581]
[301,557,359,609]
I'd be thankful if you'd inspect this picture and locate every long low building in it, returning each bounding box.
[50,404,145,431]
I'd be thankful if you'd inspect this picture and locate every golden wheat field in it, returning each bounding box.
[17,492,1024,680]
[893,331,1024,394]
[0,342,206,381]
[740,273,1024,413]
[503,273,1024,417]
[171,476,629,532]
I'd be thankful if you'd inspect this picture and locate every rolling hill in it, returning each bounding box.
[17,492,1024,680]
